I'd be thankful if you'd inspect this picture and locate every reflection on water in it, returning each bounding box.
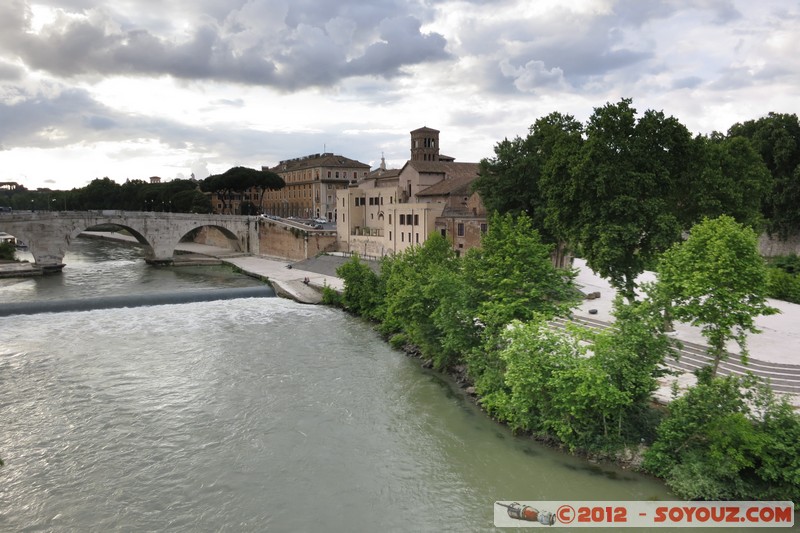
[1,237,262,303]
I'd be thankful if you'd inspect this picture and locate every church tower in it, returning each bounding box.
[410,127,440,162]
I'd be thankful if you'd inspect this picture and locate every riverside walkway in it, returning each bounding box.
[571,259,800,407]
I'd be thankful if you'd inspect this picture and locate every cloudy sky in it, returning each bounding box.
[0,0,797,190]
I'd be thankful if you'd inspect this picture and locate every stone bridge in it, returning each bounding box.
[0,211,260,271]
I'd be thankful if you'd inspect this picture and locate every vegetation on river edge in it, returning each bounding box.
[323,213,800,504]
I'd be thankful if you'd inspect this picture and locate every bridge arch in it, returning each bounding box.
[177,225,244,256]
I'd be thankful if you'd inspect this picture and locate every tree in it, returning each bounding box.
[380,233,460,365]
[73,177,121,210]
[463,212,578,337]
[473,112,584,244]
[729,112,800,238]
[643,370,800,502]
[462,212,578,395]
[0,241,16,261]
[545,100,694,300]
[656,215,778,376]
[201,167,284,214]
[684,134,771,228]
[335,254,383,319]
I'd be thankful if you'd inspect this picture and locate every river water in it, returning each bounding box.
[0,238,678,531]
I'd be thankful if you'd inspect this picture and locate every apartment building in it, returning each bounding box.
[261,153,370,220]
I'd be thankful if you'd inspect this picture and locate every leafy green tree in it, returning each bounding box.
[462,212,578,396]
[380,233,460,365]
[492,319,584,433]
[643,370,800,502]
[493,296,675,452]
[201,167,284,214]
[685,134,771,228]
[172,188,212,213]
[463,212,577,336]
[729,112,800,238]
[334,254,383,320]
[545,99,694,300]
[72,177,121,210]
[657,215,777,376]
[589,295,677,441]
[473,112,583,243]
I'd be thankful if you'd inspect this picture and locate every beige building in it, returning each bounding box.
[261,153,370,220]
[337,127,487,257]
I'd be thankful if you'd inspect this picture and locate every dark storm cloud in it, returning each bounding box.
[0,0,449,89]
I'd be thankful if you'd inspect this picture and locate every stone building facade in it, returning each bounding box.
[261,153,370,221]
[209,154,370,220]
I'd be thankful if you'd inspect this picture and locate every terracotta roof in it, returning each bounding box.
[266,153,370,172]
[408,160,480,179]
[414,162,481,197]
[367,167,402,180]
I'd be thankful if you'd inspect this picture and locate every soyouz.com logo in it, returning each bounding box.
[493,501,795,528]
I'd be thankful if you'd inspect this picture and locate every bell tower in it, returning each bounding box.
[410,127,440,162]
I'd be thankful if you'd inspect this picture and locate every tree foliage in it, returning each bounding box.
[685,135,771,229]
[474,112,584,244]
[0,241,16,261]
[486,300,674,453]
[548,100,693,300]
[380,233,461,368]
[334,254,383,320]
[464,212,578,335]
[200,166,284,214]
[657,215,777,375]
[644,371,800,502]
[729,112,800,237]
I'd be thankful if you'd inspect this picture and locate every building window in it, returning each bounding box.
[400,214,405,225]
[413,214,419,226]
[342,213,346,223]
[335,171,339,178]
[440,229,446,237]
[380,197,383,205]
[457,223,465,236]
[408,232,411,243]
[401,232,404,242]
[415,233,419,243]
[389,231,392,241]
[389,214,392,224]
[480,223,487,234]
[328,171,331,178]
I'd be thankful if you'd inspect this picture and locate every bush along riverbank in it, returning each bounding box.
[322,213,800,505]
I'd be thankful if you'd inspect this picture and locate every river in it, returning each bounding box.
[0,238,681,531]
